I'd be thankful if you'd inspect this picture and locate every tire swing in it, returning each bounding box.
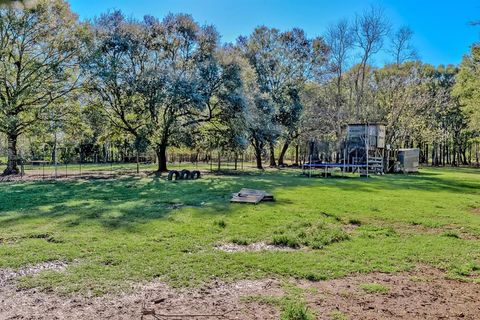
[190,170,201,180]
[167,170,180,181]
[180,169,191,180]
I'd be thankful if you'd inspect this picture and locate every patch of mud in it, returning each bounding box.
[0,261,68,287]
[215,242,295,252]
[470,207,480,215]
[298,266,480,320]
[0,279,282,320]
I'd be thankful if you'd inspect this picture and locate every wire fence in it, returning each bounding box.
[1,156,273,182]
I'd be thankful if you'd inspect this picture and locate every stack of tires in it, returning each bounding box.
[167,169,201,181]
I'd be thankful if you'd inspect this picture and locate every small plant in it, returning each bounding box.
[213,219,227,228]
[281,301,314,320]
[359,283,389,294]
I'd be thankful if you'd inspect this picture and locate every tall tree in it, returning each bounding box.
[238,26,328,167]
[389,26,417,65]
[324,19,354,147]
[86,12,245,172]
[0,0,85,174]
[453,45,480,132]
[352,5,389,119]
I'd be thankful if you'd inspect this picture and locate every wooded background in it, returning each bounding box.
[1,0,479,175]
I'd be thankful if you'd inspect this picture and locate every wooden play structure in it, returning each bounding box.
[303,123,388,177]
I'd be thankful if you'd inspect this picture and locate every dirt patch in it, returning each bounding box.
[0,279,282,320]
[298,266,480,320]
[396,222,480,240]
[215,242,295,252]
[341,223,360,234]
[0,266,479,319]
[0,170,155,183]
[471,207,480,215]
[0,261,67,287]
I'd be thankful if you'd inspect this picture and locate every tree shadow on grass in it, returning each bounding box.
[0,168,478,231]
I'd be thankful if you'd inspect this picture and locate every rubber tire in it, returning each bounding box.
[190,170,201,180]
[180,169,191,180]
[167,170,180,181]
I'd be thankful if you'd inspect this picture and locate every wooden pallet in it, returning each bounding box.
[230,188,274,204]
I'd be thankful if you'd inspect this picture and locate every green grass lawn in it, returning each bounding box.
[0,167,479,295]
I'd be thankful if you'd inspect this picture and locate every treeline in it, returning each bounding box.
[0,0,479,175]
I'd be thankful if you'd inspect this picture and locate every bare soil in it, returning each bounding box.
[0,261,67,287]
[0,171,130,182]
[0,279,282,320]
[0,266,478,319]
[300,266,480,320]
[215,242,295,252]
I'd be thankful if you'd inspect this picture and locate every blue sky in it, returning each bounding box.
[69,0,480,66]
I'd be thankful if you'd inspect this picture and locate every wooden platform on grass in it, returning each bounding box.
[230,188,274,204]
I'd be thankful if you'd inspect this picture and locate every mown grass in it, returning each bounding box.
[0,167,479,295]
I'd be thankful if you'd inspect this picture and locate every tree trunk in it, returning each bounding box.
[3,134,19,175]
[156,144,168,172]
[278,141,290,166]
[295,144,299,165]
[255,150,263,169]
[136,150,140,174]
[252,140,263,170]
[269,142,276,167]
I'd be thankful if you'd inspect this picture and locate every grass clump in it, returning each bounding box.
[358,225,397,238]
[442,231,460,239]
[348,218,362,226]
[271,222,349,249]
[281,301,314,320]
[272,234,301,248]
[213,219,227,228]
[230,237,250,245]
[359,283,390,294]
